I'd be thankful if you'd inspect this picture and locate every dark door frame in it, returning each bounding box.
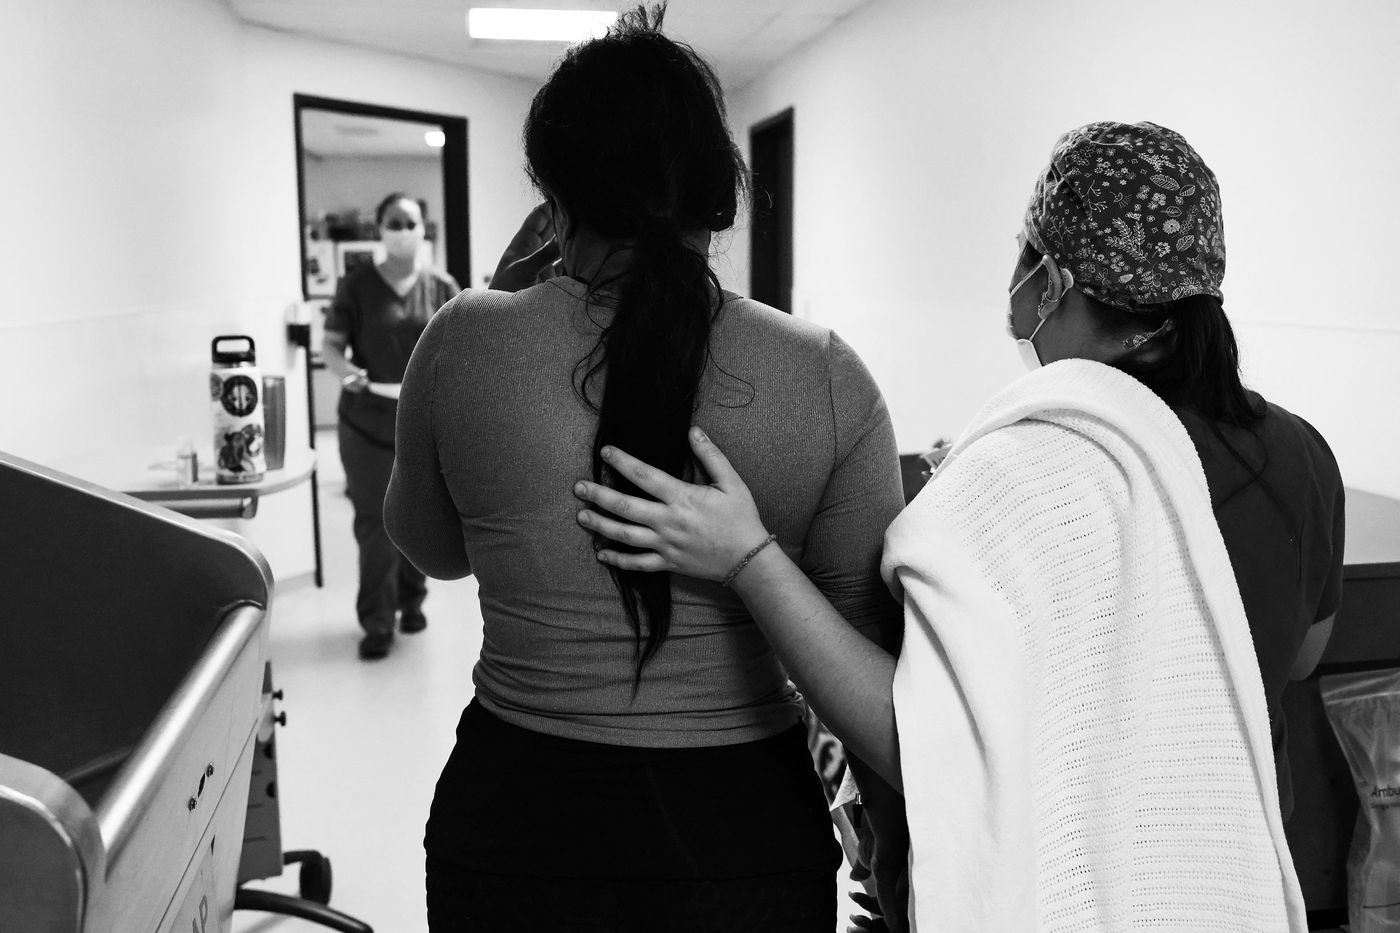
[749,107,794,313]
[292,93,471,292]
[289,94,470,589]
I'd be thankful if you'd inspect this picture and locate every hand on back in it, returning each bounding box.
[573,427,771,583]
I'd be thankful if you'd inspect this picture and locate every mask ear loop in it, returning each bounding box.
[1033,260,1074,324]
[1009,253,1075,339]
[1041,260,1073,302]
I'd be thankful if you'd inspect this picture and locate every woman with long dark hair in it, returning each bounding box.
[573,122,1346,931]
[384,7,904,930]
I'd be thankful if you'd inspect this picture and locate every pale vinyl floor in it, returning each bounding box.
[232,429,860,933]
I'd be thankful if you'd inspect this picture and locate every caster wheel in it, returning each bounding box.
[298,852,333,905]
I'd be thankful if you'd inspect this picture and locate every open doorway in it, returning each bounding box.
[290,95,470,588]
[749,108,794,313]
[292,94,469,433]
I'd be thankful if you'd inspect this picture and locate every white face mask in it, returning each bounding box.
[1014,329,1045,372]
[381,227,423,261]
[1007,253,1071,372]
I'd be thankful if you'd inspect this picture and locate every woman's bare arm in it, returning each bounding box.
[385,311,471,579]
[321,331,368,392]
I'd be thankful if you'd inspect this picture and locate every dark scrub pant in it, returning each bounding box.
[338,419,426,634]
[423,701,839,933]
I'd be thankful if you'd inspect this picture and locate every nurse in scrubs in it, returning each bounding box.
[572,122,1344,932]
[322,193,460,660]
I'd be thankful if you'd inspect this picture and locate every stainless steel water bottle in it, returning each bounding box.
[261,375,287,471]
[210,335,267,484]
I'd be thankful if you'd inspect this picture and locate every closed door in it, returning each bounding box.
[750,109,794,313]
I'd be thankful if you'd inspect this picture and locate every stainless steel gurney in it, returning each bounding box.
[0,449,270,932]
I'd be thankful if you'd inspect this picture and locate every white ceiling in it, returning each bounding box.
[301,109,445,158]
[228,0,877,89]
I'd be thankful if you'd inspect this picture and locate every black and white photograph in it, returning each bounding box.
[1,1,1397,931]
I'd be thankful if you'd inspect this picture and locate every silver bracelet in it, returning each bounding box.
[722,533,778,588]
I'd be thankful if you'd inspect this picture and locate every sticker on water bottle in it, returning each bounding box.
[218,424,265,476]
[220,375,259,417]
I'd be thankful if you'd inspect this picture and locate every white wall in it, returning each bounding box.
[0,0,252,462]
[241,26,540,297]
[722,0,1400,497]
[0,0,539,578]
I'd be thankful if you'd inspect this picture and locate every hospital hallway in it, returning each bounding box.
[11,1,1399,927]
[233,429,861,933]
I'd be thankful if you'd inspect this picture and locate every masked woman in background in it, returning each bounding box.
[385,6,907,931]
[574,122,1345,932]
[322,192,460,660]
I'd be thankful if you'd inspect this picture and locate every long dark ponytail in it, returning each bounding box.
[1020,240,1288,525]
[523,4,746,680]
[1106,292,1263,429]
[1068,275,1294,527]
[1110,295,1301,529]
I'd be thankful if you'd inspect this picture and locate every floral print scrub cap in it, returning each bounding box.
[1024,121,1225,313]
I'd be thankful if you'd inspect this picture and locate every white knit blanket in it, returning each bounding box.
[883,359,1305,933]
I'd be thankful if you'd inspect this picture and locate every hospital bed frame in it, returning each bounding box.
[0,450,371,932]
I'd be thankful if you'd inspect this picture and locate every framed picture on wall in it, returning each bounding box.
[336,241,384,277]
[304,238,336,298]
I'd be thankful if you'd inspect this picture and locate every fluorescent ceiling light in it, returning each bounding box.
[424,129,446,148]
[467,8,618,42]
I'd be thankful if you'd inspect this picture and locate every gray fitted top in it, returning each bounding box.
[387,277,904,747]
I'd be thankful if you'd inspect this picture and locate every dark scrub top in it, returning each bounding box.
[1176,395,1346,819]
[324,263,460,446]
